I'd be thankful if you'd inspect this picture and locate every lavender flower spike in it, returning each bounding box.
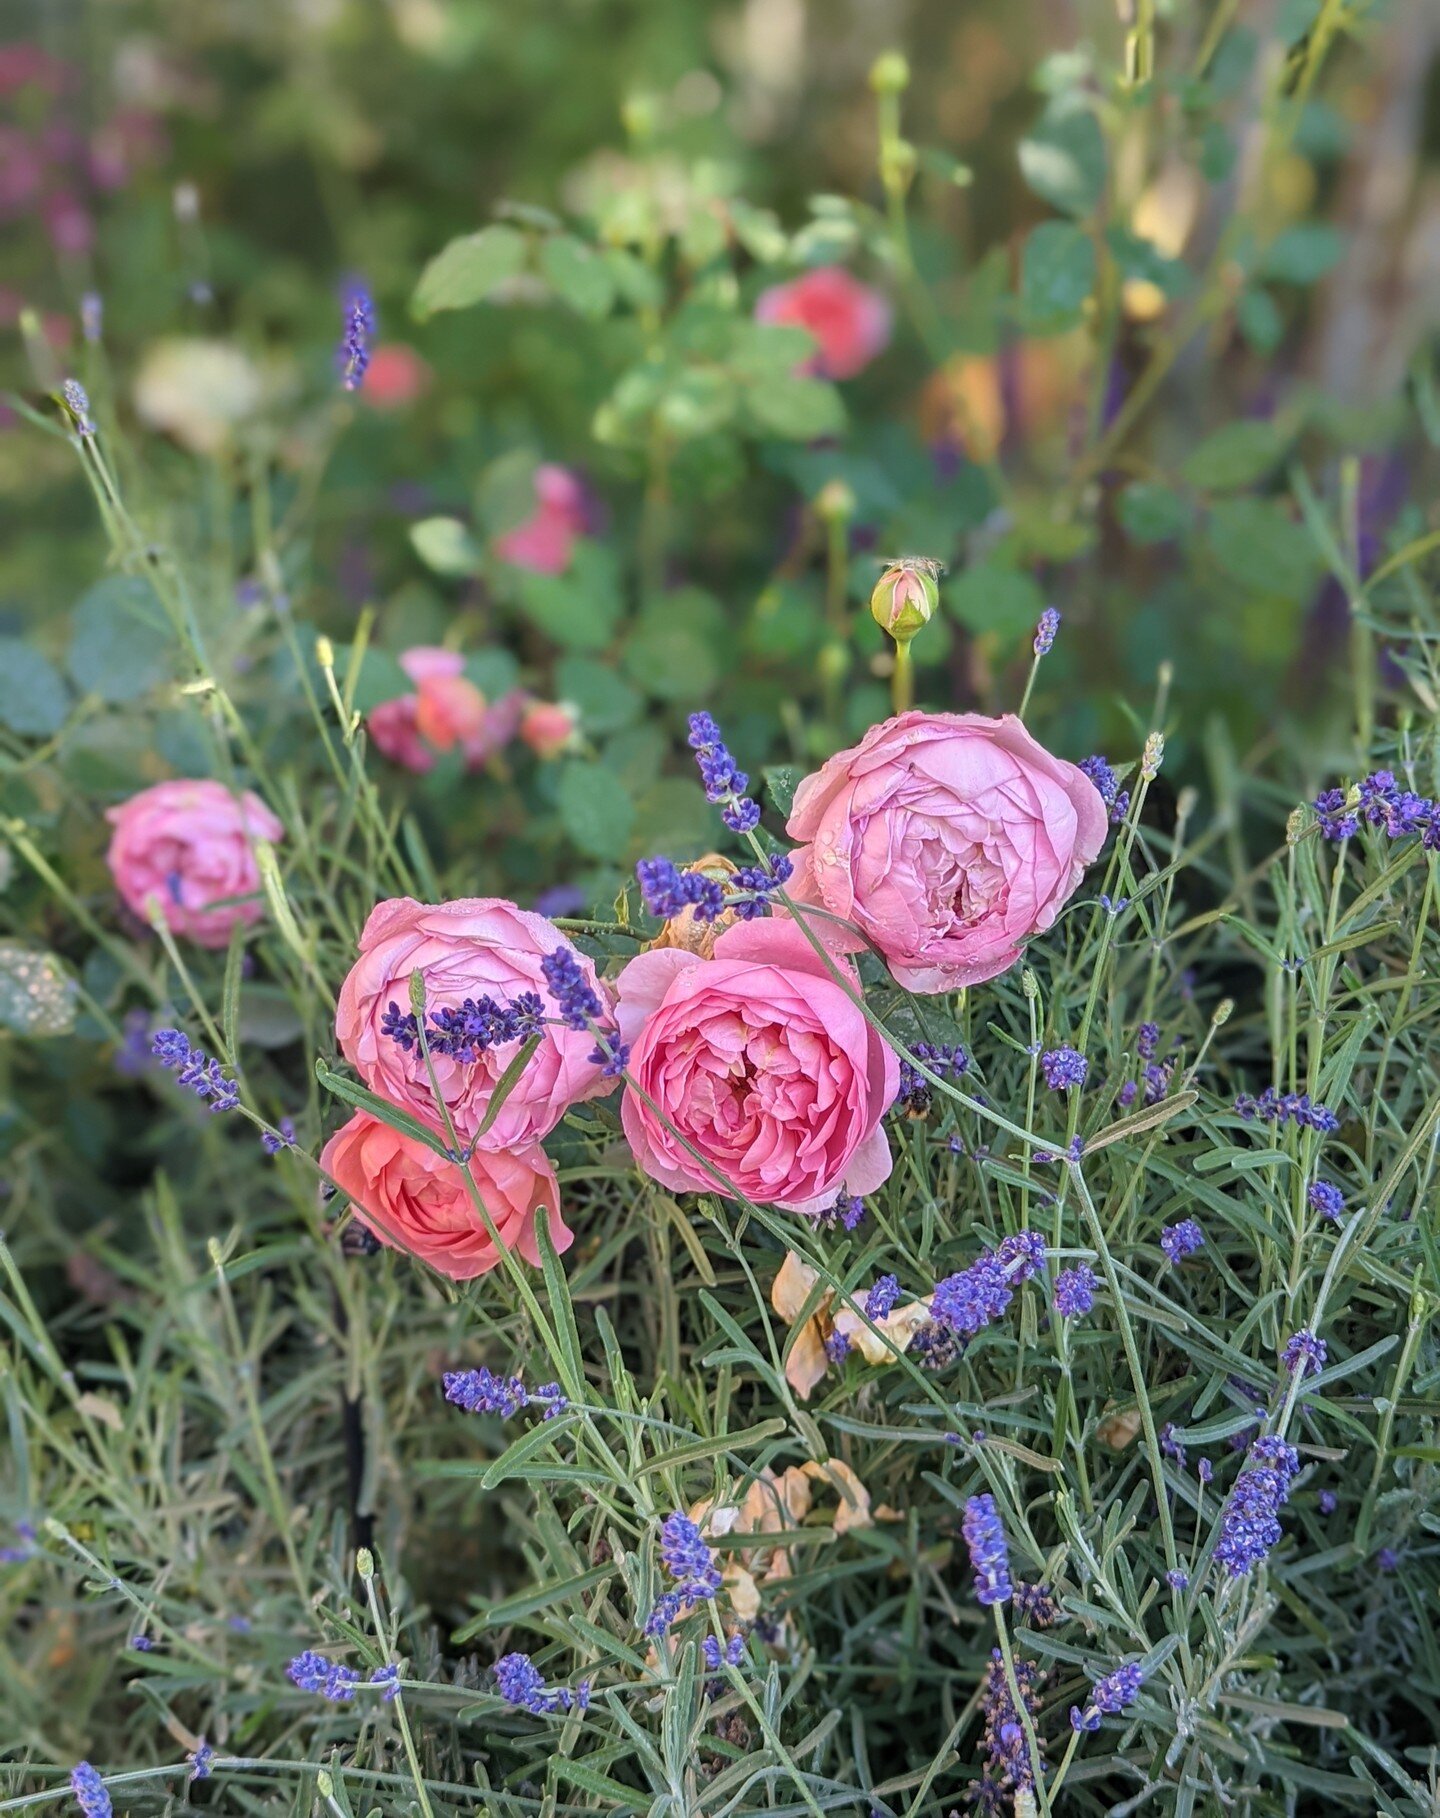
[961,1492,1013,1607]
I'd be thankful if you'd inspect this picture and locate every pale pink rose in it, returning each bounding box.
[362,343,431,410]
[753,267,892,381]
[321,1110,568,1281]
[519,700,577,758]
[335,896,612,1149]
[105,778,283,948]
[615,918,898,1215]
[785,712,1108,994]
[493,463,587,575]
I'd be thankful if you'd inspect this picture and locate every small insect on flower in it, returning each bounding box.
[961,1492,1013,1607]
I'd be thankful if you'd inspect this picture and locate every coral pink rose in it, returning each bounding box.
[519,700,577,758]
[335,896,612,1148]
[362,343,431,410]
[105,778,283,948]
[785,712,1108,994]
[615,918,898,1215]
[321,1111,568,1281]
[493,464,587,576]
[366,648,524,774]
[753,267,892,381]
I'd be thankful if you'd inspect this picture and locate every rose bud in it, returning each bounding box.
[870,558,940,646]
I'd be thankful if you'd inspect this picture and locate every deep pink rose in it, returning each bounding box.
[615,918,898,1215]
[493,463,587,575]
[753,267,892,381]
[335,896,612,1148]
[786,712,1108,993]
[321,1111,568,1281]
[366,647,524,774]
[105,778,283,948]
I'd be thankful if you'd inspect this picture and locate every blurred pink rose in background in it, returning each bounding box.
[493,463,588,575]
[753,267,892,380]
[615,918,898,1215]
[335,896,613,1148]
[362,343,432,410]
[519,700,578,758]
[320,1110,568,1281]
[105,778,283,948]
[366,647,524,773]
[785,711,1108,993]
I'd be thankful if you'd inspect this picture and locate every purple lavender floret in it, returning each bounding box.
[1214,1434,1299,1577]
[961,1493,1013,1607]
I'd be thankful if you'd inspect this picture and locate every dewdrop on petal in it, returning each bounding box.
[870,557,940,646]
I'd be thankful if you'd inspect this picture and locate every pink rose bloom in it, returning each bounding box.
[362,343,431,410]
[519,699,577,758]
[366,648,524,774]
[786,712,1108,994]
[105,778,282,948]
[493,463,587,576]
[335,896,612,1148]
[615,918,898,1215]
[321,1111,568,1281]
[753,267,892,381]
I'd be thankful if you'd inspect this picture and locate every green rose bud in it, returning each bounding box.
[870,558,941,646]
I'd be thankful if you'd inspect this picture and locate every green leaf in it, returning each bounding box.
[554,656,641,734]
[1019,106,1106,217]
[602,247,664,310]
[1236,287,1283,353]
[67,575,174,704]
[946,562,1046,640]
[0,943,77,1036]
[728,199,787,264]
[0,640,69,736]
[743,374,845,441]
[1204,498,1323,601]
[1261,223,1343,286]
[1105,226,1189,299]
[1019,221,1096,330]
[479,1413,580,1490]
[764,765,800,816]
[314,1060,451,1157]
[622,617,719,701]
[411,224,528,319]
[1181,422,1285,491]
[539,233,616,318]
[409,516,480,577]
[1117,482,1188,546]
[657,367,736,441]
[631,777,715,861]
[557,760,635,859]
[514,541,623,650]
